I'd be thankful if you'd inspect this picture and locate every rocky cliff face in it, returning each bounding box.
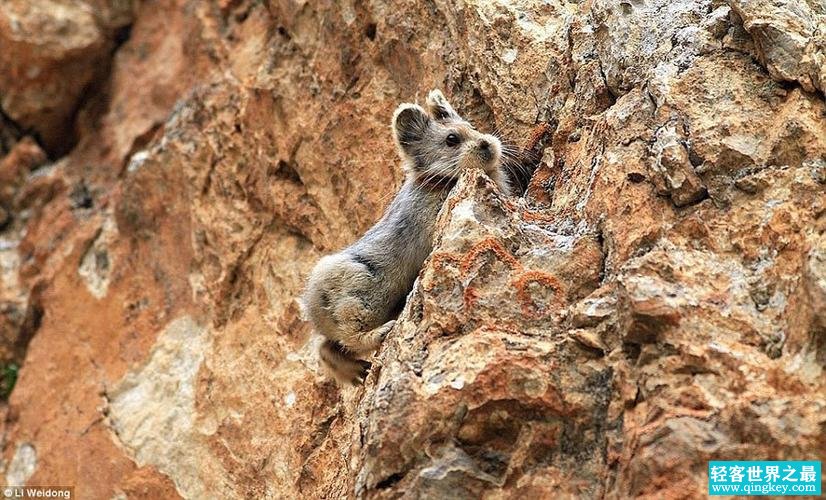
[0,0,824,498]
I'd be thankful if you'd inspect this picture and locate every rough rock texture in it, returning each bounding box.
[0,0,824,499]
[0,0,136,156]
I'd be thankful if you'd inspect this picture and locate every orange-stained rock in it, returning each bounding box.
[0,0,824,498]
[0,137,48,208]
[0,0,135,156]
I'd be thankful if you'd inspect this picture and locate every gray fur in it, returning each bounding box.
[302,89,510,384]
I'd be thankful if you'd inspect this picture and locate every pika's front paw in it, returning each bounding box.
[377,319,396,342]
[319,339,372,385]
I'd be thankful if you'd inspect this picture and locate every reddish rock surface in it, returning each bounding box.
[0,0,135,156]
[0,0,823,498]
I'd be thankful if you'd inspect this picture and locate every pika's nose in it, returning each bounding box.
[477,139,492,162]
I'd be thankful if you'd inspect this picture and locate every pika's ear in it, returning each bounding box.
[392,104,430,154]
[425,89,461,122]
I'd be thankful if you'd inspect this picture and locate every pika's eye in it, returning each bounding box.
[445,133,461,147]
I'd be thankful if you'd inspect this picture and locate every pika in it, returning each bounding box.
[302,90,510,384]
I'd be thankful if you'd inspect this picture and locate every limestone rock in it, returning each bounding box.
[730,0,826,94]
[0,0,823,498]
[0,0,136,155]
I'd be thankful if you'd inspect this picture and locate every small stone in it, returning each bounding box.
[502,48,518,64]
[570,329,606,353]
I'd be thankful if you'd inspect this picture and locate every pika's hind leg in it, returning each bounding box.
[344,319,396,354]
[319,340,372,385]
[319,320,396,385]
